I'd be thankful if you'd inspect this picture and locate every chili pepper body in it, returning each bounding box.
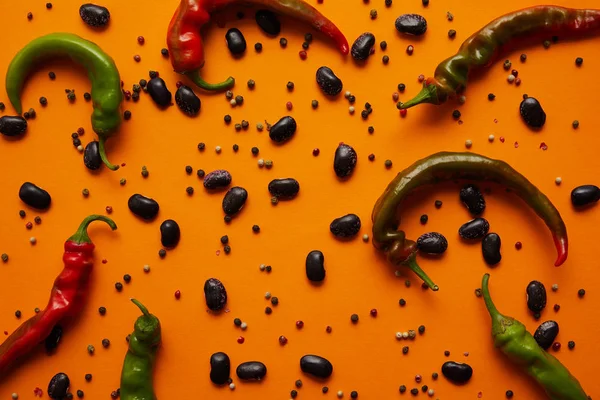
[120,299,161,400]
[372,152,567,289]
[5,33,123,169]
[481,274,588,399]
[400,6,600,109]
[167,0,348,91]
[0,215,117,378]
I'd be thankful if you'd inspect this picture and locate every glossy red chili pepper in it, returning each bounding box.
[167,0,349,91]
[0,215,117,377]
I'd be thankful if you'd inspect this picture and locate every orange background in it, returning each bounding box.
[1,0,599,398]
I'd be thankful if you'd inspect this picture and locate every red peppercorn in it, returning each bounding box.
[540,142,548,151]
[392,92,399,101]
[101,259,108,264]
[77,127,85,135]
[176,81,183,88]
[552,342,561,351]
[515,78,522,86]
[317,0,323,3]
[286,101,293,110]
[237,336,245,344]
[123,90,132,100]
[499,136,505,143]
[400,109,407,117]
[299,50,307,60]
[296,320,304,329]
[511,69,518,77]
[312,148,320,156]
[175,290,181,299]
[418,74,425,83]
[514,141,519,148]
[105,206,113,214]
[406,45,414,55]
[26,222,33,229]
[279,335,288,345]
[515,241,522,250]
[554,304,560,312]
[137,36,145,45]
[326,326,332,333]
[133,55,141,62]
[370,308,378,317]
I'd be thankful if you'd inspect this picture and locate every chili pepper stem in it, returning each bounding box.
[131,299,151,317]
[400,83,441,109]
[98,137,119,171]
[481,273,508,337]
[67,215,117,244]
[185,71,235,92]
[406,257,439,291]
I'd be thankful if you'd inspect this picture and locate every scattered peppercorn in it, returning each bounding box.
[351,391,358,399]
[271,296,279,305]
[87,344,95,354]
[432,372,438,380]
[159,249,166,258]
[351,313,359,323]
[102,338,110,348]
[370,9,377,19]
[578,289,586,298]
[543,40,551,49]
[295,380,303,388]
[506,390,514,398]
[399,385,407,393]
[46,3,53,9]
[280,38,288,47]
[448,29,456,38]
[452,109,461,120]
[572,120,580,129]
[418,325,425,334]
[255,43,263,52]
[384,159,392,169]
[406,45,414,55]
[85,373,92,382]
[123,274,131,284]
[576,57,583,66]
[115,282,123,292]
[382,55,389,64]
[124,110,132,120]
[235,95,244,105]
[435,200,443,208]
[552,342,561,351]
[15,310,21,319]
[568,341,575,349]
[399,298,406,306]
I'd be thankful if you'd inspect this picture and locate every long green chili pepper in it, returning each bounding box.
[372,152,568,290]
[5,33,123,170]
[481,274,588,399]
[399,6,600,109]
[120,299,161,400]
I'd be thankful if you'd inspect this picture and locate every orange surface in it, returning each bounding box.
[1,0,600,398]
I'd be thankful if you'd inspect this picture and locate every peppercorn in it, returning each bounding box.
[399,298,406,306]
[452,109,461,120]
[505,390,513,398]
[102,338,110,348]
[398,83,406,92]
[543,40,551,49]
[552,342,561,351]
[122,110,131,121]
[380,41,387,50]
[235,95,244,105]
[46,2,52,8]
[87,344,95,354]
[578,289,586,298]
[293,380,303,388]
[448,29,457,38]
[410,388,418,395]
[311,99,319,109]
[291,390,298,398]
[77,390,84,398]
[280,38,288,47]
[224,245,231,254]
[323,387,329,393]
[422,0,429,5]
[576,57,583,66]
[85,373,92,382]
[435,200,443,208]
[351,313,359,323]
[348,95,356,104]
[351,391,358,398]
[302,41,310,49]
[198,142,206,151]
[361,110,369,119]
[367,126,375,134]
[385,159,392,168]
[115,282,123,292]
[265,306,272,314]
[255,42,263,52]
[15,310,21,319]
[159,48,169,58]
[370,9,377,19]
[382,55,389,64]
[554,304,560,312]
[271,296,279,305]
[568,341,575,349]
[399,385,407,393]
[27,11,33,20]
[233,318,242,326]
[149,70,158,79]
[421,385,428,393]
[159,249,166,258]
[432,372,438,380]
[1,253,8,263]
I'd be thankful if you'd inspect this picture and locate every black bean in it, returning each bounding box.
[83,140,102,170]
[210,352,231,385]
[316,66,343,96]
[127,194,160,221]
[236,361,267,380]
[255,9,280,35]
[460,184,485,215]
[19,182,51,210]
[300,355,333,378]
[44,325,63,352]
[459,218,489,240]
[79,4,110,27]
[226,28,247,55]
[520,97,546,129]
[0,116,27,136]
[269,116,297,143]
[351,33,376,61]
[204,170,232,190]
[204,278,227,311]
[394,14,427,36]
[526,280,547,313]
[222,186,248,216]
[306,250,326,282]
[333,143,357,178]
[481,233,501,266]
[571,185,600,207]
[175,85,201,116]
[160,219,180,248]
[533,320,559,350]
[441,361,473,384]
[147,77,172,108]
[48,372,70,399]
[416,232,448,254]
[330,214,361,238]
[268,178,300,199]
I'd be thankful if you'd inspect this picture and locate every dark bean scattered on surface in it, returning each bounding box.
[204,170,232,190]
[416,232,448,254]
[175,85,201,116]
[127,194,160,220]
[204,278,228,311]
[300,355,333,378]
[533,320,559,350]
[571,185,600,207]
[48,372,70,399]
[226,28,247,55]
[441,361,473,384]
[79,4,110,27]
[19,182,51,210]
[0,116,27,136]
[333,143,357,178]
[520,97,546,129]
[306,250,326,282]
[44,325,63,352]
[330,214,361,238]
[236,361,267,380]
[222,186,248,216]
[527,280,547,313]
[395,14,427,36]
[83,141,102,170]
[316,66,343,96]
[268,178,300,199]
[269,116,297,143]
[351,33,376,61]
[147,77,172,108]
[255,9,280,35]
[160,219,180,248]
[460,184,486,215]
[459,218,490,240]
[482,233,501,266]
[210,352,231,385]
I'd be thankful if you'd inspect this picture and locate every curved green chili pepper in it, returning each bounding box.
[481,274,588,399]
[120,299,161,400]
[5,33,123,170]
[372,152,568,290]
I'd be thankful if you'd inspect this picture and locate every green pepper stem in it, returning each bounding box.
[67,215,117,244]
[399,83,439,109]
[481,273,500,319]
[131,299,151,317]
[98,137,119,171]
[406,257,439,291]
[185,70,235,92]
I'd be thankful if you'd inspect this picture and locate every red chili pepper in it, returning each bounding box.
[167,0,349,91]
[0,215,117,377]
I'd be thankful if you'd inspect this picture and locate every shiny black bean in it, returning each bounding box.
[269,116,296,143]
[316,66,343,96]
[175,85,201,116]
[526,280,547,313]
[460,184,485,215]
[481,233,501,266]
[441,361,473,384]
[236,361,267,380]
[79,3,110,27]
[458,218,489,240]
[300,355,333,378]
[226,28,247,55]
[351,32,375,61]
[210,352,231,385]
[520,97,546,129]
[19,182,51,210]
[48,372,70,399]
[0,116,27,136]
[268,178,300,199]
[533,320,559,350]
[204,170,232,190]
[306,250,326,282]
[44,325,63,352]
[147,77,172,108]
[128,194,159,220]
[204,278,227,311]
[160,219,180,248]
[395,14,427,36]
[333,143,357,178]
[84,140,102,170]
[571,185,600,207]
[255,9,280,35]
[416,232,448,254]
[222,186,248,216]
[330,214,361,238]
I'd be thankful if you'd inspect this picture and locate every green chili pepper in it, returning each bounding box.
[372,152,568,290]
[120,299,161,400]
[481,274,588,400]
[5,33,123,170]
